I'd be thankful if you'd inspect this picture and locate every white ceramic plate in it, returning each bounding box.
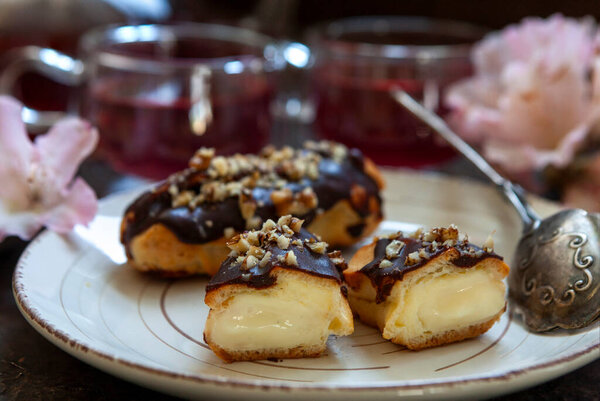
[13,170,600,400]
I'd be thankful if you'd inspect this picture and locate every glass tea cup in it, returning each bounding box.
[307,16,486,167]
[0,23,285,179]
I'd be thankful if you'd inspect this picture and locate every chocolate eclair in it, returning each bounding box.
[120,141,383,277]
[204,215,354,363]
[343,226,509,350]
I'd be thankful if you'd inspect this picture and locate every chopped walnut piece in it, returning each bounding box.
[418,248,429,259]
[422,231,437,242]
[168,184,179,197]
[247,245,265,259]
[246,231,260,246]
[228,236,250,254]
[211,156,229,176]
[327,250,346,268]
[277,235,290,250]
[306,241,328,254]
[483,232,495,252]
[289,217,304,233]
[443,239,456,247]
[277,215,293,227]
[189,147,215,170]
[262,219,277,231]
[406,251,422,266]
[379,259,393,269]
[292,239,303,247]
[284,251,298,266]
[410,228,424,239]
[245,255,259,269]
[172,190,194,208]
[385,240,405,259]
[259,251,272,267]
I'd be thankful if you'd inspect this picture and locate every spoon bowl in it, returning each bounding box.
[511,208,600,330]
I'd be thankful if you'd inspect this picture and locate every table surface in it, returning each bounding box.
[1,161,599,401]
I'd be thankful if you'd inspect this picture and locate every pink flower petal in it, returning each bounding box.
[0,96,33,205]
[484,123,590,172]
[41,178,98,234]
[35,118,98,191]
[0,207,43,241]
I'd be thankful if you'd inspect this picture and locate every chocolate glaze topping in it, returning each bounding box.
[358,228,502,303]
[120,142,382,255]
[206,218,344,291]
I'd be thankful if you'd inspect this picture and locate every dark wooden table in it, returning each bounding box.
[1,161,599,401]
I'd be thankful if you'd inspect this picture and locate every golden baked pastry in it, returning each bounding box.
[120,141,384,277]
[204,215,354,362]
[344,226,509,350]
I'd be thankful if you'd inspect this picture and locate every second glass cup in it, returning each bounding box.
[1,23,284,179]
[307,17,486,167]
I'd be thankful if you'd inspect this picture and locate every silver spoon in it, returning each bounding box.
[392,89,600,332]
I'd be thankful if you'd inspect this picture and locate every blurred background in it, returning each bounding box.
[2,0,600,204]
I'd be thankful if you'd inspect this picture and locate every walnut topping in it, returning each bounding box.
[277,215,292,227]
[306,241,328,254]
[168,184,179,197]
[245,255,258,269]
[483,232,495,252]
[289,217,304,233]
[379,259,393,269]
[228,236,250,254]
[259,251,272,267]
[189,147,215,170]
[172,190,194,208]
[211,156,229,176]
[277,235,290,250]
[262,219,277,231]
[385,240,405,259]
[247,245,265,259]
[327,250,346,269]
[406,251,422,266]
[246,231,260,246]
[284,251,298,266]
[224,214,333,272]
[163,142,349,213]
[443,239,456,247]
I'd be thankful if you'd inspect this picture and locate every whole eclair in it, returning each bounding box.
[120,141,384,277]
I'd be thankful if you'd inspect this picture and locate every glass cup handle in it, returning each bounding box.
[0,46,85,132]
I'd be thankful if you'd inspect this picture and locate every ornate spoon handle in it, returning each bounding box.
[391,89,540,231]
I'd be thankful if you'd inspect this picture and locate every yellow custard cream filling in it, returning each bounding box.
[207,277,349,351]
[400,269,506,336]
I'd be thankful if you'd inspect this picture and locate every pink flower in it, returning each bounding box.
[446,14,600,173]
[0,96,98,241]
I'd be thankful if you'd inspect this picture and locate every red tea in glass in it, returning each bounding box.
[308,17,485,167]
[1,24,282,179]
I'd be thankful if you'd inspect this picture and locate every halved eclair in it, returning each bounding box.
[343,226,509,350]
[204,215,354,362]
